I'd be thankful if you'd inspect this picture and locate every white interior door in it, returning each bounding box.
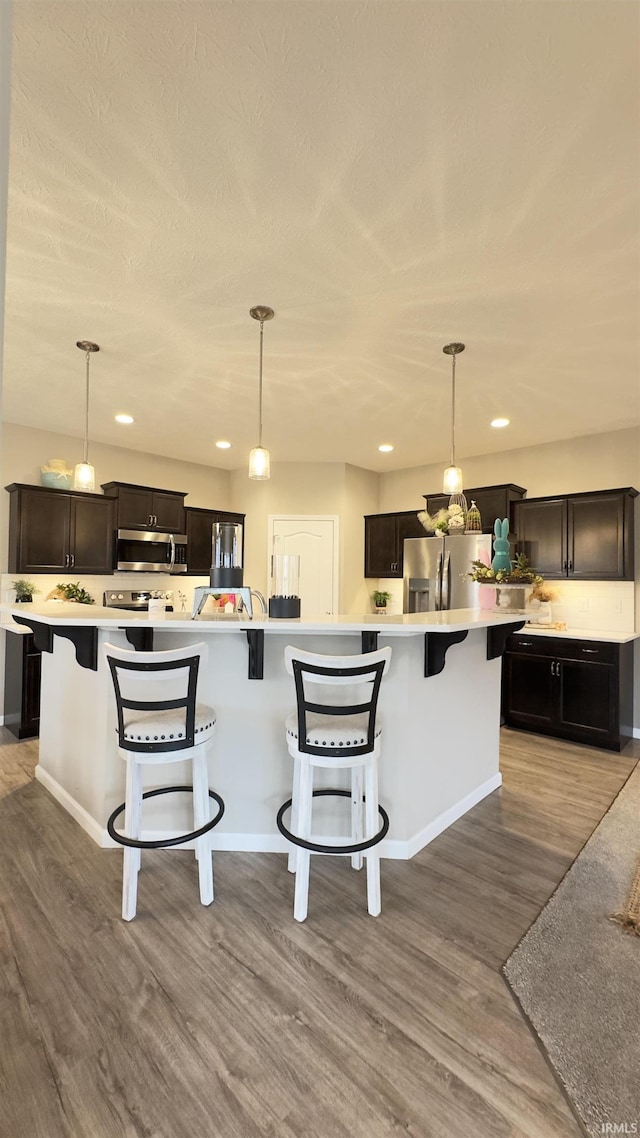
[268,516,339,617]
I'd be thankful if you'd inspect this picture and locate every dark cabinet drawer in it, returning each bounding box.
[507,634,617,665]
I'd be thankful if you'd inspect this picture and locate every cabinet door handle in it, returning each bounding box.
[562,561,568,572]
[70,553,75,568]
[568,560,573,572]
[581,648,598,654]
[153,514,157,527]
[551,660,557,676]
[64,553,69,568]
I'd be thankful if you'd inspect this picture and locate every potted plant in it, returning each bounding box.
[12,579,39,603]
[53,581,95,605]
[372,590,392,612]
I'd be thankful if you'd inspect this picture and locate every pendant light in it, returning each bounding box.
[73,340,99,492]
[248,305,274,480]
[442,341,467,512]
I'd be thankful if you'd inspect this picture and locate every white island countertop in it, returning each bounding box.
[1,602,527,634]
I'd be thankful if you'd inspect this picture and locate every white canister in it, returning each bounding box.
[148,595,166,616]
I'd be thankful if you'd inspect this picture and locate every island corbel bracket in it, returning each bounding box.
[361,631,379,653]
[424,630,468,677]
[486,621,526,660]
[246,630,264,680]
[12,615,53,654]
[54,625,98,671]
[124,628,154,652]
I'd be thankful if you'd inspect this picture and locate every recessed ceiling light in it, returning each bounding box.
[378,443,394,453]
[115,413,134,424]
[490,417,510,429]
[216,440,232,449]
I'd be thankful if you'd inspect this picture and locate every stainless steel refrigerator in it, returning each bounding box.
[403,534,493,612]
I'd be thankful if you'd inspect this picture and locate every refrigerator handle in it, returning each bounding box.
[435,551,443,610]
[442,550,451,610]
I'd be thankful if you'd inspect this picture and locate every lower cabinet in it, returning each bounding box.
[502,634,634,752]
[3,632,41,739]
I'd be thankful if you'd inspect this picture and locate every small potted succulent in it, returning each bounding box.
[372,589,392,613]
[12,579,39,603]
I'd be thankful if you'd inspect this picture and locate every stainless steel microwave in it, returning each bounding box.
[115,529,188,573]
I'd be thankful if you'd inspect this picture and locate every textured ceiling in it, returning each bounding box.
[2,0,639,473]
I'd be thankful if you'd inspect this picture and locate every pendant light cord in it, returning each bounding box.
[83,348,91,464]
[257,318,265,449]
[450,351,456,469]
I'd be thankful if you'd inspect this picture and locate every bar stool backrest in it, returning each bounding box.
[284,645,392,758]
[104,641,209,754]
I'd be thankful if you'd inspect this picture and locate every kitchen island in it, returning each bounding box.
[2,603,525,858]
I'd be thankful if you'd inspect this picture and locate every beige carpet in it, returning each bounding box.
[504,761,640,1138]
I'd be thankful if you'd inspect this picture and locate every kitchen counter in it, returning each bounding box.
[519,625,638,644]
[0,603,526,861]
[1,601,523,634]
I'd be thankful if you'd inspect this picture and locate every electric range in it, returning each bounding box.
[103,590,174,612]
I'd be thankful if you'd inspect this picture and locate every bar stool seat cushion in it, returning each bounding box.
[122,702,216,744]
[285,711,381,749]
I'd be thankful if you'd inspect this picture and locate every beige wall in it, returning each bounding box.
[229,461,379,607]
[0,420,231,570]
[378,426,640,512]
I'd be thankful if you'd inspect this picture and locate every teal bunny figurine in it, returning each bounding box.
[491,518,512,573]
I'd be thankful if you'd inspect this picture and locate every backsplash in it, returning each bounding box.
[1,572,210,614]
[375,578,636,632]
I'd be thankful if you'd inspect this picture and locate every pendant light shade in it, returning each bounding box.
[248,305,274,480]
[442,342,467,510]
[248,445,270,480]
[73,340,99,492]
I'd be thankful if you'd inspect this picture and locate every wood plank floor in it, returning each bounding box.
[0,724,637,1138]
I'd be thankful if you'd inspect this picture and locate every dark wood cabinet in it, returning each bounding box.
[4,632,41,739]
[185,507,246,575]
[6,484,115,574]
[364,511,425,577]
[424,483,526,533]
[502,633,634,751]
[511,488,637,580]
[102,482,186,533]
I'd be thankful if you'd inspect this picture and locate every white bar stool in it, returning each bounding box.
[276,645,392,922]
[104,641,224,921]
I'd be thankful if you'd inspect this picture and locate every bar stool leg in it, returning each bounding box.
[351,765,364,871]
[288,755,301,874]
[192,750,214,906]
[293,759,313,923]
[364,758,381,917]
[122,758,143,921]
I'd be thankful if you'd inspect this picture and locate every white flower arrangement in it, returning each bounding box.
[418,505,466,536]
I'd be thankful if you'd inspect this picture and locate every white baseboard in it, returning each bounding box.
[35,766,106,846]
[402,771,502,860]
[35,765,502,860]
[633,727,640,740]
[0,715,4,725]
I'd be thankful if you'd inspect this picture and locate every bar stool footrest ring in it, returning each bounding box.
[107,784,225,849]
[276,788,389,855]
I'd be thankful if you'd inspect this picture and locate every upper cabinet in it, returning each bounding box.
[6,484,115,574]
[364,511,425,578]
[511,488,638,580]
[101,482,186,533]
[424,483,526,532]
[185,507,246,575]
